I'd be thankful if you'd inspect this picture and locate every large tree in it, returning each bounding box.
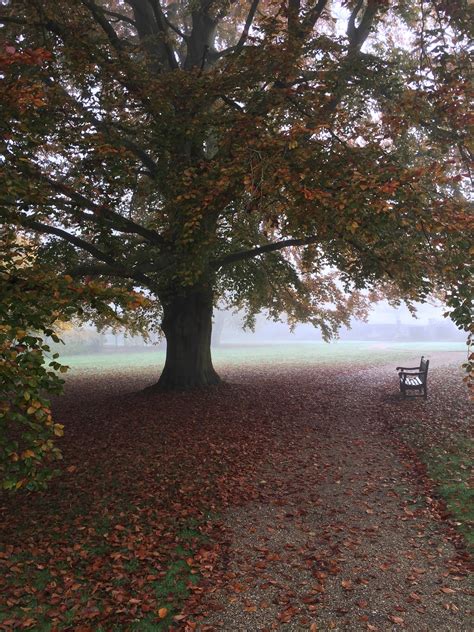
[1,0,472,390]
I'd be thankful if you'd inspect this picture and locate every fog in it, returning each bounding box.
[55,300,464,356]
[212,301,463,346]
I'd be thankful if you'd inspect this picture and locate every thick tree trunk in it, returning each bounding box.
[152,285,220,391]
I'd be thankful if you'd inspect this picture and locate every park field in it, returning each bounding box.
[60,340,467,373]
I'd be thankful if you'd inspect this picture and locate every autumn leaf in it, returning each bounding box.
[21,450,35,459]
[408,592,421,602]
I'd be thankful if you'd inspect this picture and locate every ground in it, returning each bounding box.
[0,343,472,631]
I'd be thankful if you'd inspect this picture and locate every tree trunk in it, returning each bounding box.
[153,284,221,391]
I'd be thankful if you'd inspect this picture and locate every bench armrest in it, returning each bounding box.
[399,371,425,377]
[396,366,420,371]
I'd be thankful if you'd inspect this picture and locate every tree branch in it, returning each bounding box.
[126,0,179,70]
[213,231,395,281]
[220,95,245,111]
[80,0,128,52]
[0,9,158,119]
[212,235,320,268]
[21,218,119,267]
[102,8,137,28]
[318,1,379,117]
[43,77,159,178]
[231,0,260,55]
[211,0,260,59]
[288,0,301,41]
[148,0,180,69]
[13,160,164,245]
[347,0,378,52]
[20,219,153,285]
[302,0,328,33]
[161,7,188,39]
[66,262,150,285]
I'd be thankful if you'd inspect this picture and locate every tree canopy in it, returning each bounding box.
[1,0,473,393]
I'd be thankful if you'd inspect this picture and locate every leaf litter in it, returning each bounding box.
[0,352,472,630]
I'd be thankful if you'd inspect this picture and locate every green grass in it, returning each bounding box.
[59,341,465,373]
[424,438,474,552]
[0,536,204,631]
[129,536,202,631]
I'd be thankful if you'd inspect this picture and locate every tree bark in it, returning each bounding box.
[151,284,221,391]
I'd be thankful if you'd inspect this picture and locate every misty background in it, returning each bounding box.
[55,301,463,356]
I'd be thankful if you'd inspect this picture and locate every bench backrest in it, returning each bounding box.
[420,357,429,380]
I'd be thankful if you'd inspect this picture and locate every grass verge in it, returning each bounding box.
[424,438,474,552]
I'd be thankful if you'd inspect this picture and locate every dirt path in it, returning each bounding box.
[193,358,472,631]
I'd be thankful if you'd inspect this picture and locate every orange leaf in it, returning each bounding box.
[158,608,168,619]
[21,618,36,628]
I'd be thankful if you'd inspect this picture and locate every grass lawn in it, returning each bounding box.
[60,340,466,373]
[425,438,474,552]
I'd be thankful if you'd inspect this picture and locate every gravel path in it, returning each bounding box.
[195,356,472,631]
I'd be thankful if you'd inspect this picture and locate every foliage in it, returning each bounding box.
[0,1,472,388]
[0,324,66,491]
[0,230,149,489]
[0,234,69,490]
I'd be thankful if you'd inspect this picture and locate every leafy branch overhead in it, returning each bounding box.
[0,229,154,490]
[0,0,473,390]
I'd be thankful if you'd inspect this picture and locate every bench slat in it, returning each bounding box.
[405,377,422,386]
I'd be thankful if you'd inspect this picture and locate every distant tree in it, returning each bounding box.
[1,0,472,390]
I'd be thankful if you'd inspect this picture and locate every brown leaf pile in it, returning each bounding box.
[0,354,472,630]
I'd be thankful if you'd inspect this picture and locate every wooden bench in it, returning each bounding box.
[396,356,429,399]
